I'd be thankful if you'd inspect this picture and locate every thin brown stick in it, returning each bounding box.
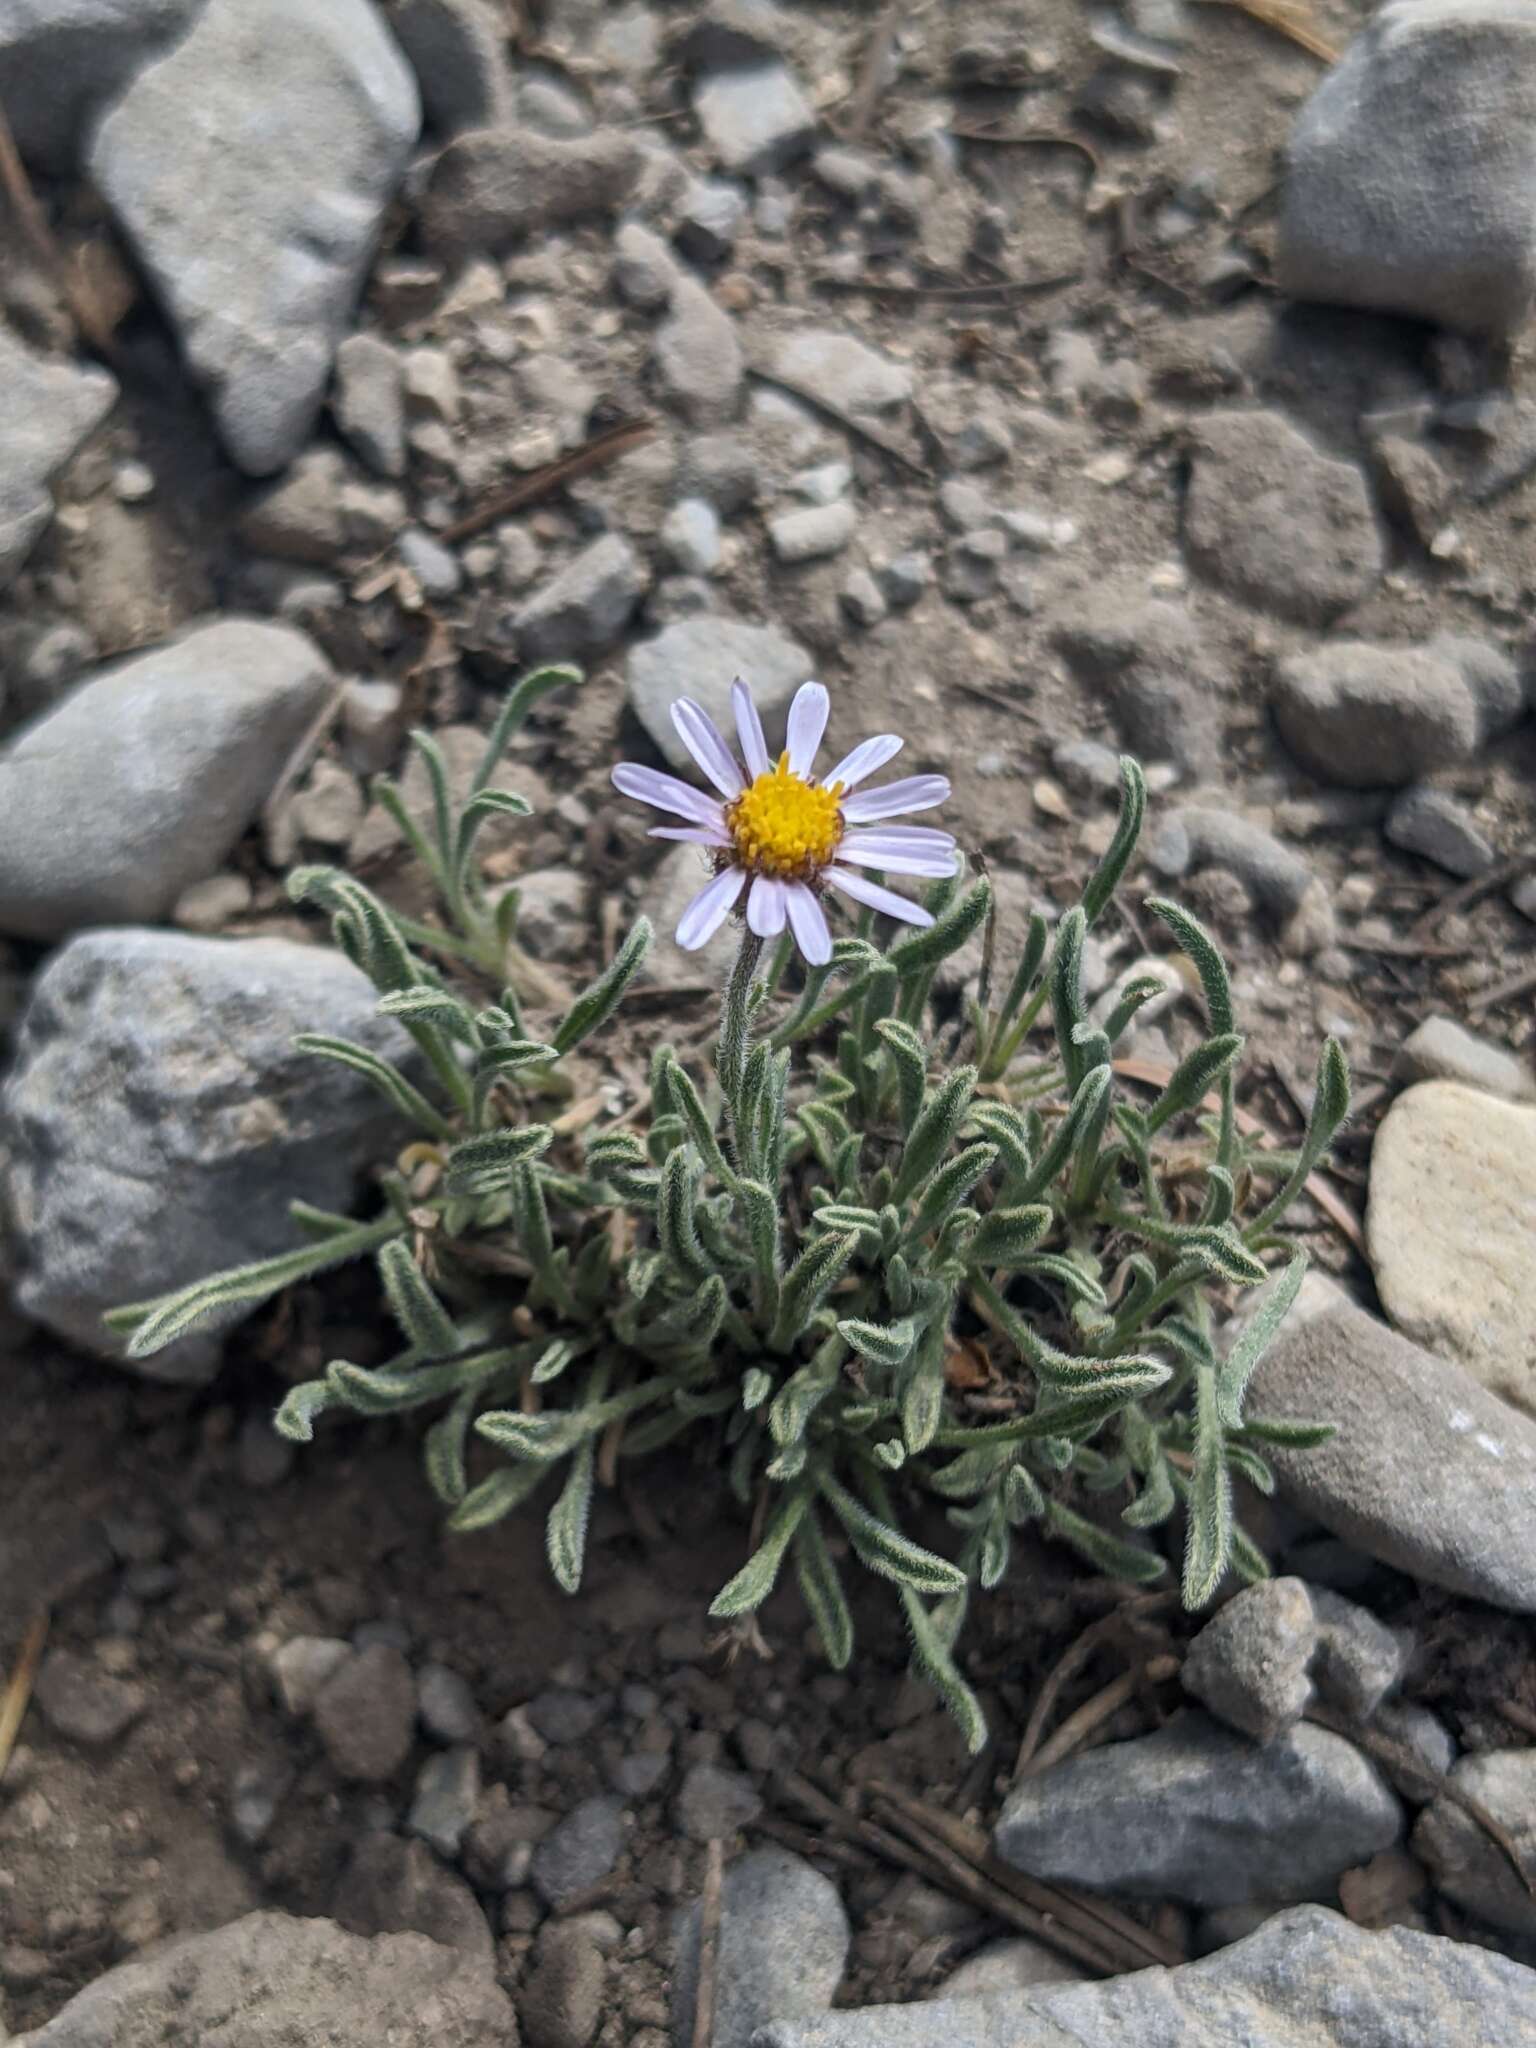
[1022,1654,1180,1777]
[845,0,903,143]
[1191,0,1337,61]
[1015,1592,1178,1774]
[813,269,1083,303]
[1412,848,1536,936]
[1306,1703,1536,1903]
[0,104,119,358]
[691,1838,725,2048]
[439,417,657,545]
[1498,1698,1536,1741]
[1467,963,1536,1018]
[870,1780,1185,1969]
[0,1615,49,1784]
[753,1812,875,1872]
[745,367,932,482]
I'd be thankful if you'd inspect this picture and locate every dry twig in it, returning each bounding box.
[1015,1591,1179,1775]
[949,126,1101,180]
[745,367,931,482]
[844,0,903,143]
[0,103,120,357]
[1411,849,1536,936]
[1022,1653,1181,1776]
[439,417,657,545]
[0,1615,49,1785]
[691,1838,725,2048]
[1468,963,1536,1018]
[814,269,1082,304]
[1498,1698,1536,1742]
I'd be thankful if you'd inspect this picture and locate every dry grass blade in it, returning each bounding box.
[691,1837,725,2048]
[1498,1698,1536,1742]
[440,417,657,544]
[1467,963,1536,1018]
[814,270,1083,303]
[844,0,903,143]
[1411,848,1536,936]
[1193,0,1337,62]
[0,1614,49,1784]
[1021,1653,1181,1776]
[0,104,121,359]
[1015,1591,1178,1774]
[745,367,932,482]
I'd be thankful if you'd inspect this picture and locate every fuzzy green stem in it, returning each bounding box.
[719,930,764,1145]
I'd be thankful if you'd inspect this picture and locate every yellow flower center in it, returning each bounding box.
[726,755,844,879]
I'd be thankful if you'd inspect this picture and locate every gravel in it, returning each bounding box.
[332,332,406,477]
[673,1761,763,1842]
[769,328,912,415]
[1054,586,1222,773]
[655,276,744,423]
[270,1636,352,1719]
[312,1644,417,1783]
[769,502,858,563]
[692,61,816,177]
[511,533,649,661]
[1413,1749,1536,1938]
[530,1795,626,1908]
[660,497,723,575]
[333,1832,494,1964]
[671,1847,849,2048]
[420,123,643,253]
[1383,786,1497,877]
[408,1745,482,1859]
[522,1919,608,2048]
[33,1649,146,1748]
[1148,807,1316,927]
[0,328,118,589]
[417,1663,483,1745]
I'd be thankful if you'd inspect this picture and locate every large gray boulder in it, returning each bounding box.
[0,0,202,171]
[89,0,419,474]
[0,618,333,941]
[1279,0,1536,338]
[755,1904,1536,2048]
[1,930,416,1381]
[994,1711,1402,1907]
[0,328,117,589]
[626,614,810,774]
[20,1909,514,2045]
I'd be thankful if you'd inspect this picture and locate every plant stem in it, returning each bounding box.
[719,929,763,1129]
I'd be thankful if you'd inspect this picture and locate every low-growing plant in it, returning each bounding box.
[111,668,1348,1748]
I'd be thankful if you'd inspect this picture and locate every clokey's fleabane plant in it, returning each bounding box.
[613,677,956,964]
[112,665,1350,1750]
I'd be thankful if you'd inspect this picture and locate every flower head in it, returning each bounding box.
[612,678,958,966]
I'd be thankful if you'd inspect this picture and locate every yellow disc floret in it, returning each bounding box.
[726,755,844,879]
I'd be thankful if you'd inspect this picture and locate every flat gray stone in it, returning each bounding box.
[692,60,815,177]
[390,0,514,137]
[1384,786,1497,877]
[89,0,419,475]
[511,533,649,662]
[1413,1749,1536,1939]
[21,1909,514,2046]
[755,1904,1536,2048]
[1279,0,1536,337]
[530,1795,625,1908]
[333,333,407,477]
[0,618,332,939]
[1366,1080,1536,1418]
[655,275,743,424]
[419,122,642,254]
[408,1745,482,1859]
[0,328,117,589]
[1392,1016,1535,1103]
[1271,641,1478,789]
[333,1834,493,1966]
[1,929,417,1380]
[1054,585,1222,774]
[994,1711,1403,1906]
[925,1938,1085,1999]
[1250,1284,1536,1610]
[671,1847,848,2048]
[769,328,912,415]
[0,0,201,171]
[1149,807,1315,925]
[626,613,809,773]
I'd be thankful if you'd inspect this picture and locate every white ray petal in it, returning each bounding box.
[841,773,951,823]
[648,824,732,847]
[675,865,747,949]
[822,732,902,790]
[671,698,745,798]
[785,882,832,965]
[837,831,959,877]
[785,680,830,775]
[731,675,772,779]
[613,761,728,828]
[825,865,935,927]
[747,873,788,937]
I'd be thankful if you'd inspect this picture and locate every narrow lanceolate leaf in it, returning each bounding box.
[378,1238,459,1356]
[968,1102,1033,1186]
[709,1489,811,1617]
[1081,756,1146,929]
[742,1367,773,1410]
[547,1440,596,1594]
[969,1204,1052,1267]
[455,786,533,877]
[445,1125,555,1198]
[874,1017,928,1132]
[1016,1063,1112,1203]
[292,1034,453,1140]
[971,1275,1168,1395]
[892,1067,978,1203]
[474,663,583,789]
[658,1147,712,1282]
[446,1461,548,1532]
[929,1443,1012,1500]
[900,1331,947,1455]
[1145,897,1234,1034]
[1044,1499,1167,1586]
[1142,1033,1245,1134]
[1003,1460,1046,1524]
[272,1378,334,1443]
[889,877,991,978]
[553,917,653,1055]
[1235,1415,1336,1450]
[1182,1364,1233,1608]
[1217,1249,1308,1427]
[376,986,477,1037]
[901,1586,987,1753]
[1246,1036,1352,1241]
[423,1392,475,1505]
[660,1052,732,1182]
[995,909,1048,1030]
[1108,1213,1268,1287]
[836,1317,917,1369]
[907,1142,998,1240]
[817,1476,967,1595]
[1051,908,1089,1089]
[769,1230,860,1352]
[475,1409,587,1461]
[795,1511,854,1669]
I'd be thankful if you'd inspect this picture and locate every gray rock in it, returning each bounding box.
[0,328,118,590]
[229,1758,291,1846]
[1,929,416,1378]
[525,1687,610,1745]
[627,613,809,773]
[927,1938,1084,1998]
[1392,1016,1535,1103]
[516,68,592,137]
[314,1643,417,1783]
[693,61,814,177]
[679,432,760,514]
[271,1635,352,1719]
[1515,873,1536,923]
[881,552,931,608]
[21,1909,514,2046]
[1373,1700,1456,1804]
[461,1789,552,1890]
[1055,588,1221,772]
[0,0,202,172]
[1053,739,1124,798]
[398,525,462,599]
[1149,807,1314,925]
[1414,1749,1536,1938]
[674,1761,762,1842]
[770,328,911,415]
[674,0,792,72]
[1181,1578,1317,1743]
[614,219,681,309]
[420,122,642,254]
[655,275,743,424]
[530,1795,625,1907]
[511,869,589,964]
[290,757,366,850]
[522,1919,607,2048]
[671,1847,848,2048]
[1271,642,1479,789]
[333,333,407,477]
[408,1745,481,1859]
[1250,1284,1536,1609]
[612,1750,671,1797]
[239,446,357,564]
[756,1904,1536,2048]
[390,0,514,137]
[1279,0,1536,338]
[511,533,648,661]
[994,1711,1403,1906]
[1184,409,1383,625]
[840,568,888,628]
[1308,1586,1408,1719]
[89,0,419,476]
[1384,785,1497,877]
[331,1834,495,1966]
[34,1648,146,1747]
[769,501,857,563]
[1427,631,1525,744]
[660,496,723,575]
[418,1663,482,1745]
[676,176,747,263]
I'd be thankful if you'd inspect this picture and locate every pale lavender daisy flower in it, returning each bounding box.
[611,677,958,966]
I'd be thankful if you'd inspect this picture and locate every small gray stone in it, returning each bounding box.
[421,123,643,254]
[172,873,254,934]
[530,1795,626,1907]
[790,460,852,504]
[333,333,406,477]
[770,328,911,415]
[510,868,589,964]
[525,1687,610,1744]
[655,276,743,424]
[402,344,461,423]
[516,69,592,136]
[693,61,815,177]
[290,757,366,850]
[1184,408,1383,625]
[1055,586,1222,773]
[313,1644,417,1783]
[1426,630,1525,744]
[461,1791,553,1890]
[229,1758,291,1847]
[511,533,648,661]
[1272,642,1479,789]
[1373,1699,1457,1804]
[769,501,857,563]
[627,614,810,773]
[391,0,515,136]
[332,1833,494,1965]
[408,1745,481,1859]
[678,433,760,514]
[34,1649,146,1748]
[1384,785,1497,877]
[1052,739,1123,797]
[1149,807,1315,926]
[671,1847,849,2048]
[397,526,462,600]
[994,1711,1403,1905]
[925,1937,1085,1999]
[1181,1578,1317,1743]
[676,176,747,263]
[613,219,680,309]
[880,552,930,608]
[660,497,722,575]
[675,0,791,73]
[612,1751,671,1798]
[1308,1585,1408,1719]
[674,1761,762,1842]
[948,416,1012,471]
[417,1663,482,1745]
[270,1636,352,1719]
[341,677,406,776]
[1414,1749,1536,1938]
[839,568,887,628]
[0,328,118,589]
[89,0,419,475]
[1392,1017,1535,1104]
[522,1919,607,2048]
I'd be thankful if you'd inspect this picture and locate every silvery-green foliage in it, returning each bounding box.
[113,676,1349,1751]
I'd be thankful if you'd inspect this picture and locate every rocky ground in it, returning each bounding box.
[2,0,1536,2043]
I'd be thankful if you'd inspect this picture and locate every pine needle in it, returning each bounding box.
[1194,0,1338,63]
[0,1614,49,1784]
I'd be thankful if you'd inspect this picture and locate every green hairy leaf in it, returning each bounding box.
[818,1476,967,1596]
